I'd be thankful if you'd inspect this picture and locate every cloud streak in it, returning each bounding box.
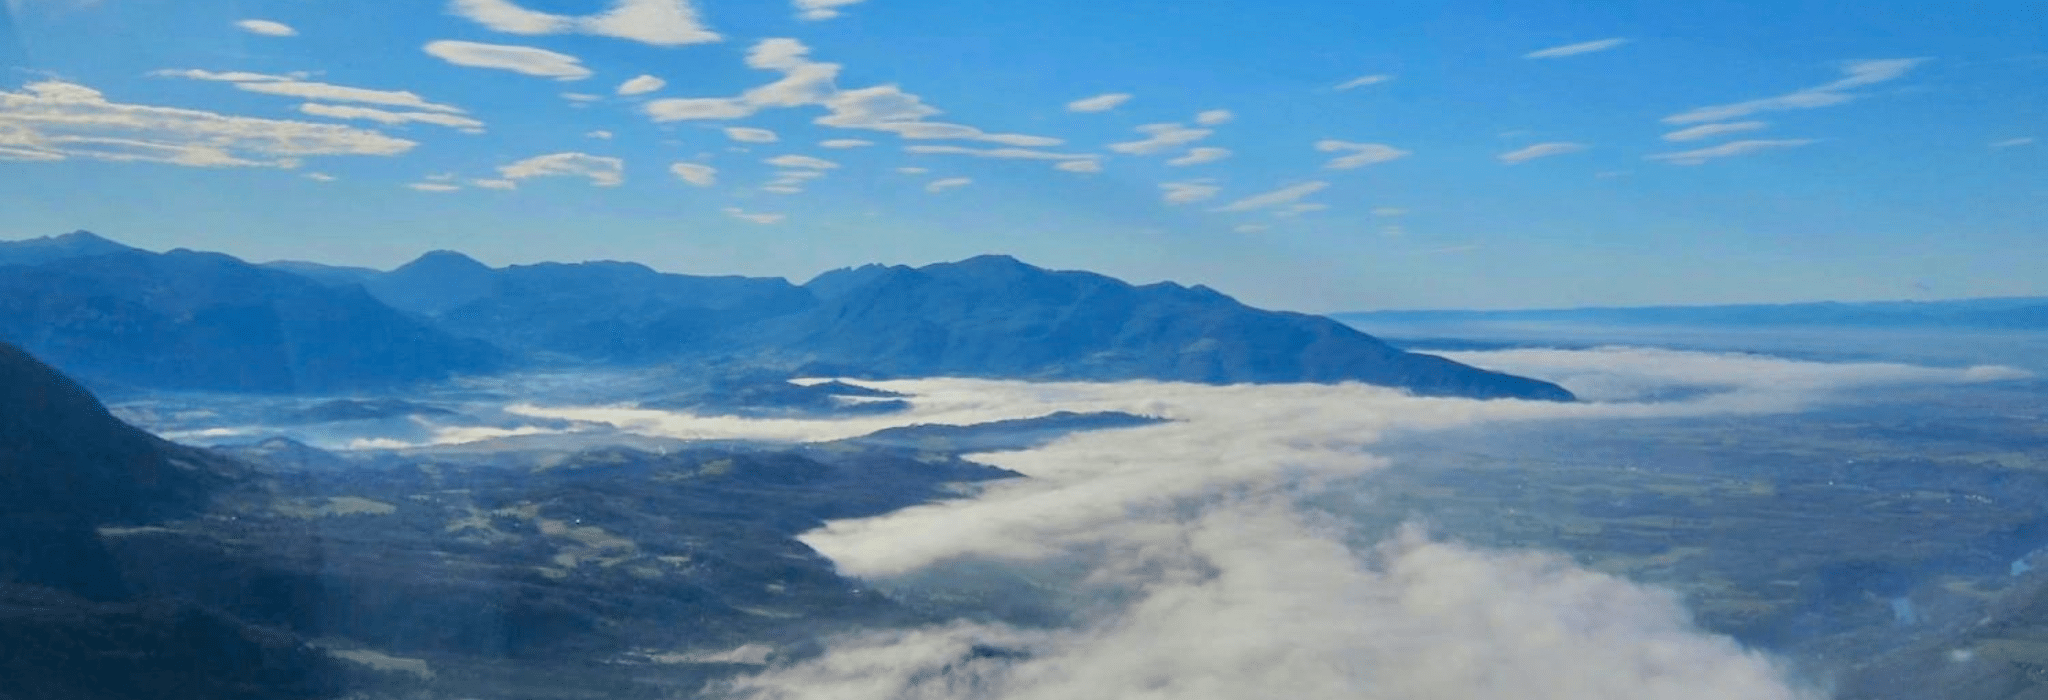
[1647,138,1815,165]
[0,80,414,167]
[1524,38,1629,59]
[448,0,720,46]
[1499,141,1587,164]
[423,40,593,80]
[1663,58,1927,124]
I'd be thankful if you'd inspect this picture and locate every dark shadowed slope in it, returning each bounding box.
[0,342,344,699]
[776,256,1575,400]
[0,249,502,394]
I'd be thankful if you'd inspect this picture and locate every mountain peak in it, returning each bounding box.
[395,249,491,274]
[0,230,140,266]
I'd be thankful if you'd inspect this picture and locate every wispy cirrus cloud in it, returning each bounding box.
[617,74,665,95]
[1160,179,1220,205]
[298,103,484,130]
[1067,93,1132,113]
[423,40,593,80]
[766,154,838,169]
[498,151,624,185]
[1056,159,1103,173]
[0,80,414,167]
[234,19,296,36]
[447,0,720,46]
[1214,181,1327,212]
[723,206,784,224]
[725,127,779,143]
[639,39,1065,148]
[1316,140,1409,169]
[1195,109,1234,126]
[668,162,715,186]
[820,139,872,148]
[1992,137,2035,149]
[1335,74,1392,90]
[1110,123,1212,155]
[905,145,1097,163]
[925,177,972,193]
[1499,141,1587,164]
[1167,147,1231,166]
[1662,121,1767,142]
[1647,138,1815,165]
[1663,58,1928,124]
[155,70,466,113]
[793,0,865,21]
[1524,38,1629,59]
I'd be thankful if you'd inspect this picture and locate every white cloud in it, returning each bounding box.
[1214,181,1327,212]
[725,126,779,143]
[1160,179,1220,205]
[905,145,1095,161]
[1110,123,1212,155]
[668,161,715,186]
[586,130,613,139]
[472,178,518,189]
[1056,159,1103,173]
[1067,92,1132,113]
[155,70,465,113]
[407,182,460,192]
[1335,74,1393,90]
[234,19,296,37]
[1316,139,1409,169]
[816,85,1062,146]
[644,97,752,121]
[895,166,929,174]
[616,74,665,96]
[298,103,484,129]
[925,177,971,193]
[1524,37,1629,59]
[723,206,784,224]
[497,151,624,185]
[562,92,603,103]
[1663,58,1928,125]
[1276,202,1329,217]
[1234,224,1269,233]
[794,0,866,20]
[1167,147,1231,166]
[547,346,2024,700]
[1499,141,1588,164]
[1195,109,1234,126]
[765,154,838,169]
[304,172,336,182]
[820,139,872,148]
[1662,121,1767,142]
[1992,137,2035,149]
[762,185,803,194]
[1647,138,1815,165]
[422,40,592,80]
[0,80,414,167]
[447,0,720,46]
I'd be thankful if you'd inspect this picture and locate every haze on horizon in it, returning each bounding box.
[1,0,2041,312]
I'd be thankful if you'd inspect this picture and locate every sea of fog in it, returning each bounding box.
[109,343,2038,700]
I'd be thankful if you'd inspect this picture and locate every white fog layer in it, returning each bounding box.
[481,347,2024,700]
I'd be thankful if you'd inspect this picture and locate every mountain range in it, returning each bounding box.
[0,231,1573,401]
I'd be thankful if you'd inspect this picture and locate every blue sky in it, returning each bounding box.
[0,0,2041,311]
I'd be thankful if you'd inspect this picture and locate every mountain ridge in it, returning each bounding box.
[1,232,1574,401]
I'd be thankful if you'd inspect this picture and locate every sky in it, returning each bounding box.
[0,0,2042,312]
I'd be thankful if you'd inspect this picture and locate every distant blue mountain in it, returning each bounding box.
[764,255,1574,399]
[0,245,502,393]
[5,233,1574,401]
[1339,297,2048,330]
[0,230,139,266]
